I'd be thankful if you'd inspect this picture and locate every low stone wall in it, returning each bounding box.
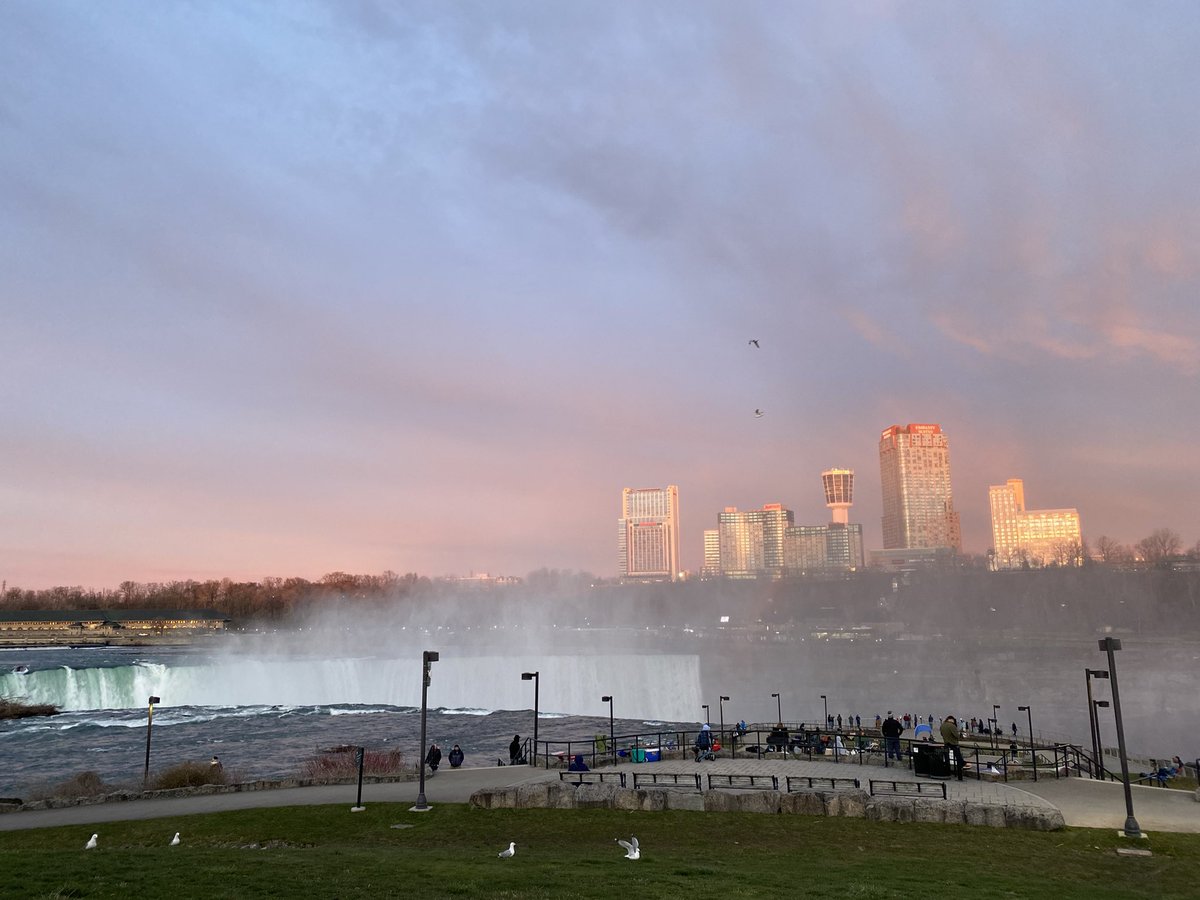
[468,783,1066,831]
[4,773,418,813]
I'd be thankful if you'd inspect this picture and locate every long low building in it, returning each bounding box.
[0,609,229,643]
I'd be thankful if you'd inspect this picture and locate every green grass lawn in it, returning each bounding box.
[0,804,1195,899]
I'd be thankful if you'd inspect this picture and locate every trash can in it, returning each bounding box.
[913,743,951,778]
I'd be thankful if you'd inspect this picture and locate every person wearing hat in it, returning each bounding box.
[940,715,962,775]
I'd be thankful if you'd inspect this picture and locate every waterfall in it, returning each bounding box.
[0,653,703,721]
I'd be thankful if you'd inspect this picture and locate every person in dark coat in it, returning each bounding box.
[567,754,589,772]
[425,743,442,772]
[509,735,523,765]
[448,744,465,768]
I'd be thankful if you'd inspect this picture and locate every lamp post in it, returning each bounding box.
[521,672,539,767]
[1086,668,1109,779]
[1099,637,1140,838]
[991,704,1000,751]
[719,696,729,758]
[820,694,828,729]
[601,695,614,765]
[771,692,782,727]
[412,650,439,812]
[1018,705,1036,781]
[1093,699,1110,780]
[143,695,161,785]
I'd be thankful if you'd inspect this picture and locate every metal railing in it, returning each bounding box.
[707,773,778,791]
[559,770,625,786]
[632,772,701,791]
[869,779,948,799]
[785,775,861,792]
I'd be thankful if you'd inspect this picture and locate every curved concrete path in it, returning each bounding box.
[1,756,1196,834]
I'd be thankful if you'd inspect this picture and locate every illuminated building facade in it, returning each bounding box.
[618,485,680,581]
[702,529,720,578]
[989,478,1082,569]
[878,423,962,552]
[783,468,864,574]
[717,503,794,579]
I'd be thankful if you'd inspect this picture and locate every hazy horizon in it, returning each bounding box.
[3,2,1198,590]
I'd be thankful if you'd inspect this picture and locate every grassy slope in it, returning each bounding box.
[0,804,1194,899]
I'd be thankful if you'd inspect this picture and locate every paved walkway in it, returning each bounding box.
[1,756,1196,834]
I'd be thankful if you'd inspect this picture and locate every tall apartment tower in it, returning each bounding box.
[989,478,1082,568]
[717,503,794,579]
[701,529,721,578]
[618,486,680,581]
[878,424,962,552]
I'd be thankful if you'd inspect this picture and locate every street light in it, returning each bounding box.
[820,694,828,729]
[771,692,782,727]
[719,696,729,758]
[601,695,614,765]
[1093,700,1110,780]
[521,672,539,767]
[1018,705,1036,782]
[1099,637,1141,838]
[412,650,439,812]
[1086,669,1109,779]
[992,704,1000,751]
[143,695,161,785]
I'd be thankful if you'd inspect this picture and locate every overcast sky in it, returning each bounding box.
[3,1,1198,589]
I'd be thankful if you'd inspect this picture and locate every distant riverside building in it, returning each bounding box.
[878,423,962,553]
[717,503,793,579]
[701,528,720,578]
[783,469,865,574]
[988,478,1082,569]
[618,485,681,581]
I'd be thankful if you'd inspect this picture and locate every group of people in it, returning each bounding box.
[423,742,465,772]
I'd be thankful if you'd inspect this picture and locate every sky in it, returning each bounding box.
[3,1,1199,590]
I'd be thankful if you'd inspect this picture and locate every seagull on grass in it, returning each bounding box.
[170,833,181,846]
[616,836,640,860]
[498,842,516,858]
[85,834,98,850]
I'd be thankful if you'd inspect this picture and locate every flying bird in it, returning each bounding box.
[498,841,516,859]
[170,832,181,846]
[85,834,98,850]
[616,836,640,860]
[748,339,759,348]
[754,409,764,418]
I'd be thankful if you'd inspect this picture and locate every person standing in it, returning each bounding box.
[425,743,442,772]
[509,735,523,766]
[940,715,962,776]
[448,744,465,768]
[881,712,904,761]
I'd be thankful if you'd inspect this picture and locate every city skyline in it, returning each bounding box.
[3,3,1199,590]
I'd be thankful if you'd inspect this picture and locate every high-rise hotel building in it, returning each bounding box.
[618,486,681,581]
[879,423,962,553]
[718,503,793,579]
[783,469,865,573]
[989,478,1082,568]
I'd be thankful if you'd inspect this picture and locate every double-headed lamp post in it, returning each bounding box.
[1086,668,1109,779]
[143,695,161,785]
[601,695,614,765]
[719,696,729,758]
[412,650,439,812]
[1099,637,1140,838]
[521,672,539,767]
[1017,705,1036,781]
[771,692,782,727]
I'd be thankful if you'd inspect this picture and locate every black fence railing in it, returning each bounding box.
[785,775,861,791]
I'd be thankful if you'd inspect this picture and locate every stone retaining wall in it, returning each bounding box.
[468,783,1065,831]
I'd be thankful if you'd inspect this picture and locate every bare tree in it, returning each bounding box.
[1136,528,1183,564]
[1094,535,1131,565]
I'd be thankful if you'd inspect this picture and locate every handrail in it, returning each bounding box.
[785,775,861,791]
[707,773,778,791]
[869,779,948,799]
[632,772,701,791]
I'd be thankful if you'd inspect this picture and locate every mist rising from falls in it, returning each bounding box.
[1,653,704,722]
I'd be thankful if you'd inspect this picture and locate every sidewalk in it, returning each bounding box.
[1,755,1195,834]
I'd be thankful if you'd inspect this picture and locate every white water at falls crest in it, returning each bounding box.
[0,654,704,721]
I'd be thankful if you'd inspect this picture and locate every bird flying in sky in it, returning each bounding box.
[748,339,759,348]
[754,409,764,417]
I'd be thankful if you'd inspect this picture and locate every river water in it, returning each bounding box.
[1,632,1194,799]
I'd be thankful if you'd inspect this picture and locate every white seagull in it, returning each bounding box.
[616,836,640,860]
[85,834,98,850]
[170,832,181,846]
[754,409,764,418]
[498,842,516,859]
